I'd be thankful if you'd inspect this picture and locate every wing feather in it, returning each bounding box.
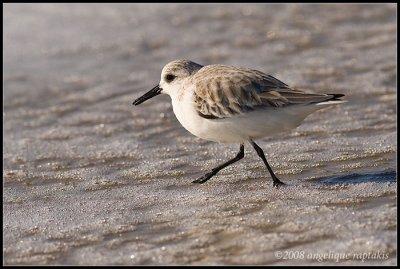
[193,65,341,119]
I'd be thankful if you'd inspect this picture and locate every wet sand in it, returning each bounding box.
[3,3,397,265]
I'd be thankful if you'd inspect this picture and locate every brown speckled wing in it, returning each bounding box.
[193,65,285,119]
[193,65,338,119]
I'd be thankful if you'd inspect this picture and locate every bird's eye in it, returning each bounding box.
[165,74,176,82]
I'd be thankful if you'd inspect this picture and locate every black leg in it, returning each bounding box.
[251,140,286,188]
[192,144,245,184]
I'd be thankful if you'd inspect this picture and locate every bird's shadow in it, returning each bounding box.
[309,170,397,185]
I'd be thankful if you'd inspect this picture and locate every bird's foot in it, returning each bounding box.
[192,172,215,184]
[273,178,286,188]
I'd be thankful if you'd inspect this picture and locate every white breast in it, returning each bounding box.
[170,90,206,138]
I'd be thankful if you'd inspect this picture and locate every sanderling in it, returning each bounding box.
[133,59,346,187]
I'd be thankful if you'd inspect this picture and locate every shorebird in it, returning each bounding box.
[133,59,345,187]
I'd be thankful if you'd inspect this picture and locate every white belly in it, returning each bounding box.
[170,93,323,144]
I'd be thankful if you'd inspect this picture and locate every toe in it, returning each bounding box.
[273,180,286,188]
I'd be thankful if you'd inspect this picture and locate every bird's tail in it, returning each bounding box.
[315,93,347,105]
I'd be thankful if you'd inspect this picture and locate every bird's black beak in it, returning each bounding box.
[132,85,162,105]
